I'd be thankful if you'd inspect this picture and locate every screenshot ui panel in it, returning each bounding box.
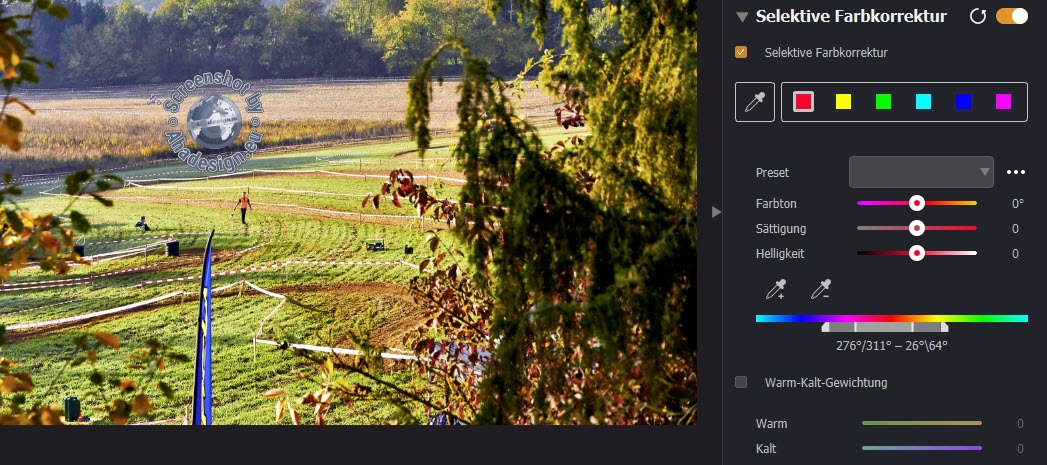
[719,2,1040,463]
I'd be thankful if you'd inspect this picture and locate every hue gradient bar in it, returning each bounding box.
[862,446,982,451]
[857,200,977,206]
[862,421,982,426]
[755,314,1028,323]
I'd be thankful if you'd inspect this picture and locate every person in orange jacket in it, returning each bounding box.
[231,191,252,225]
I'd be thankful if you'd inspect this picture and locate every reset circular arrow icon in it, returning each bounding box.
[970,8,987,24]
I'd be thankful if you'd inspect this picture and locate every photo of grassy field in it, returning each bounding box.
[1,101,588,423]
[1,0,695,429]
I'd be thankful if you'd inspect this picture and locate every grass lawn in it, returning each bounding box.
[1,122,580,424]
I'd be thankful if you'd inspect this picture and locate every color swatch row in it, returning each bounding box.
[793,91,1013,112]
[779,82,1027,123]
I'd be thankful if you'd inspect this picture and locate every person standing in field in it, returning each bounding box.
[231,191,252,225]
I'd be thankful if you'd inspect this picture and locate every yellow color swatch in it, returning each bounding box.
[835,93,852,110]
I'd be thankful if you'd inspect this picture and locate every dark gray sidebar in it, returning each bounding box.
[849,156,995,189]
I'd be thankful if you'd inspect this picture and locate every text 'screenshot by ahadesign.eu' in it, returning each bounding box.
[0,0,701,457]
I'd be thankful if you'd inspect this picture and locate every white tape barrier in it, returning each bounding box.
[87,234,175,246]
[4,291,186,331]
[5,274,419,363]
[2,276,92,288]
[252,202,430,222]
[4,282,242,331]
[140,259,404,285]
[2,240,269,293]
[74,185,439,225]
[124,169,466,186]
[1,264,163,292]
[18,179,63,187]
[1,299,80,317]
[283,260,403,266]
[85,232,210,246]
[240,280,416,361]
[254,340,416,361]
[140,263,285,285]
[0,281,89,293]
[88,240,172,259]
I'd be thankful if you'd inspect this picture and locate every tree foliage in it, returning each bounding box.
[0,331,187,425]
[1,0,119,280]
[331,0,697,424]
[8,0,571,86]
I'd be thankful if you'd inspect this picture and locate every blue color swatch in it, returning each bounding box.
[955,93,972,110]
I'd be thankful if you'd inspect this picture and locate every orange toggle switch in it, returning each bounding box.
[996,8,1028,24]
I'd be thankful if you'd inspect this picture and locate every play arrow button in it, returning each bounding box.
[737,11,749,22]
[980,168,990,176]
[712,206,722,218]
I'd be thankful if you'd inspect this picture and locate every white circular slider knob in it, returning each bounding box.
[909,245,926,262]
[997,8,1028,24]
[909,194,925,212]
[909,220,925,237]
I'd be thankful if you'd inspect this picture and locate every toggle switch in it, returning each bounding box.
[996,8,1028,24]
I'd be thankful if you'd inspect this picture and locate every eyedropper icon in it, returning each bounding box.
[765,279,786,300]
[811,279,831,299]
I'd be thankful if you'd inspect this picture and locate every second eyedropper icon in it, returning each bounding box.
[811,279,831,299]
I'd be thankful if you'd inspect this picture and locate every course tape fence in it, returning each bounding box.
[0,265,158,290]
[141,259,405,285]
[0,299,80,317]
[4,291,186,331]
[1,238,270,294]
[87,234,176,246]
[124,169,466,186]
[4,281,243,331]
[88,240,173,262]
[86,188,450,228]
[5,276,418,364]
[242,280,416,361]
[85,231,212,246]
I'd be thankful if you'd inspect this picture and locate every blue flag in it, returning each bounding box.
[192,230,216,425]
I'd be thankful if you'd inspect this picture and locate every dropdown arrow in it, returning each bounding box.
[980,168,990,176]
[737,11,749,22]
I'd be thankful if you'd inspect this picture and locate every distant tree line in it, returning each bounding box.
[20,0,619,87]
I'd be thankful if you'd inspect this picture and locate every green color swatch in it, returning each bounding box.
[875,93,892,110]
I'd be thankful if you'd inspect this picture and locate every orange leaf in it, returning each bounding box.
[118,379,137,393]
[262,388,285,399]
[276,398,287,422]
[0,373,33,393]
[39,407,63,425]
[131,394,153,415]
[92,332,120,349]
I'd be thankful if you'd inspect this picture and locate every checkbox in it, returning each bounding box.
[735,376,748,389]
[735,46,748,59]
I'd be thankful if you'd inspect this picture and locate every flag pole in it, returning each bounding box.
[191,229,216,425]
